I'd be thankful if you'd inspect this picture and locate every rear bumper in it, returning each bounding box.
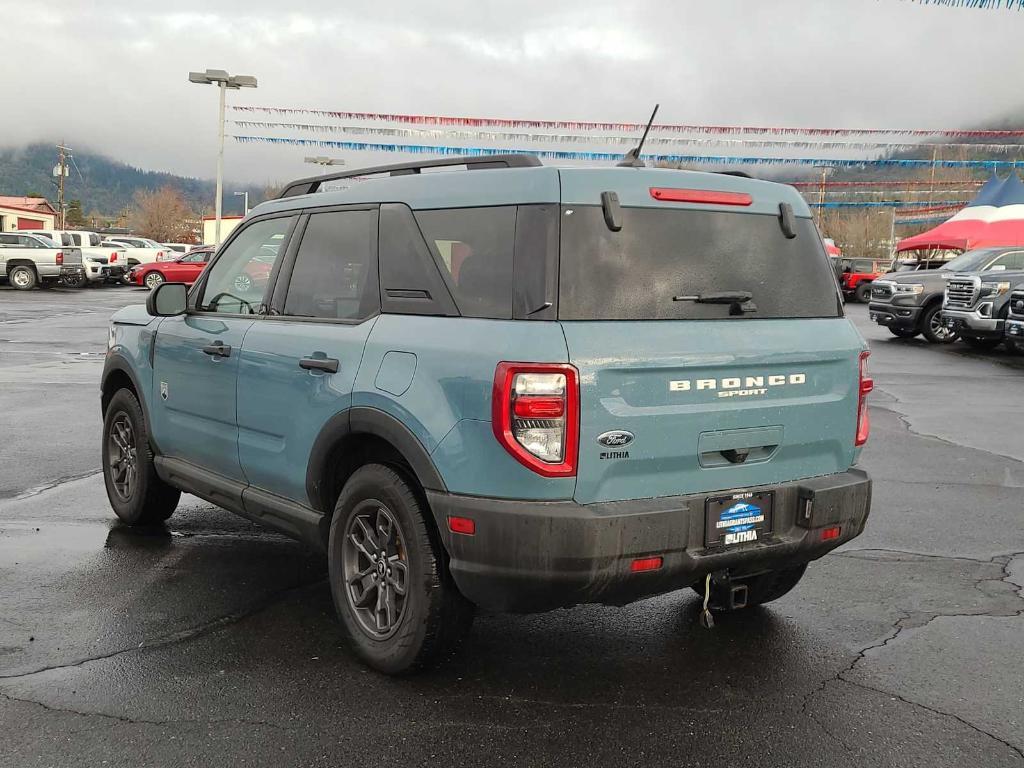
[428,469,871,612]
[942,306,1003,337]
[868,302,921,330]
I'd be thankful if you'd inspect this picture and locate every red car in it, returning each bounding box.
[132,247,215,290]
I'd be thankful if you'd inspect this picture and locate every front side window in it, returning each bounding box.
[89,234,101,246]
[989,251,1024,270]
[197,216,294,314]
[0,234,18,246]
[414,206,516,319]
[283,209,378,321]
[70,234,82,246]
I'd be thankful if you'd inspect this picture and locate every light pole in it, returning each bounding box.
[188,69,257,245]
[234,190,250,216]
[305,156,345,168]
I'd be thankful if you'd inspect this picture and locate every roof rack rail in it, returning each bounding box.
[278,154,543,198]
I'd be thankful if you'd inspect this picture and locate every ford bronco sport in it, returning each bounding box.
[101,155,873,673]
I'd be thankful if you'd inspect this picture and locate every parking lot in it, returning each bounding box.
[1,285,1022,767]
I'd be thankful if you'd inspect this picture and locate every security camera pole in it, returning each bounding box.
[188,69,258,245]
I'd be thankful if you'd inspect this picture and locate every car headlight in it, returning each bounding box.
[894,283,924,295]
[980,281,1011,297]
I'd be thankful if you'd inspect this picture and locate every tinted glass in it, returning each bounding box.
[559,206,840,321]
[0,234,17,245]
[414,206,515,319]
[89,234,101,246]
[990,251,1024,270]
[70,234,82,246]
[197,216,293,314]
[945,249,1000,272]
[284,210,378,320]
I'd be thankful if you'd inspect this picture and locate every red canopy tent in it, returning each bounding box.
[896,172,1024,253]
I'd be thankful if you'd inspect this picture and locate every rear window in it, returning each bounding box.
[558,206,840,321]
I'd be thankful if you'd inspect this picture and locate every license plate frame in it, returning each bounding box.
[704,491,774,548]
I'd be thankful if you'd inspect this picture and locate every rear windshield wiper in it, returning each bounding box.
[673,291,757,315]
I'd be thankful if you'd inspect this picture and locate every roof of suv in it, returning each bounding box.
[254,160,812,219]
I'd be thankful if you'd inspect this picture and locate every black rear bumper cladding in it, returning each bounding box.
[428,469,871,612]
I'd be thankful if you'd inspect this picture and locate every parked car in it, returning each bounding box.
[833,257,894,302]
[161,243,196,256]
[941,248,1024,350]
[893,255,959,272]
[101,155,872,674]
[1005,286,1024,353]
[130,247,215,289]
[104,237,167,269]
[16,229,127,287]
[0,231,81,290]
[866,248,1019,343]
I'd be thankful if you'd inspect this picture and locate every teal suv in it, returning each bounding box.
[101,156,873,673]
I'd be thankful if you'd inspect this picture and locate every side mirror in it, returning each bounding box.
[146,282,187,317]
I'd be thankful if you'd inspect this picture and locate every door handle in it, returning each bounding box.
[299,356,339,374]
[202,342,231,358]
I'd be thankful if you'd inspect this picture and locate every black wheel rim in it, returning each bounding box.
[107,412,138,502]
[342,502,409,639]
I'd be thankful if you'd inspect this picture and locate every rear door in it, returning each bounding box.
[236,207,380,504]
[557,200,862,505]
[151,215,295,482]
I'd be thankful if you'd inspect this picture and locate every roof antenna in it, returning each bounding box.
[617,104,659,168]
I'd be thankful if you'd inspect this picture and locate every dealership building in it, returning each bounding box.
[0,196,58,231]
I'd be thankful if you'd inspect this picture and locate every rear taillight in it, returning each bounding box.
[157,251,165,260]
[855,350,873,447]
[56,251,63,265]
[110,252,117,262]
[492,363,579,477]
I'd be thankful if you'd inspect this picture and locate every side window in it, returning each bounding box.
[990,251,1024,270]
[414,207,516,319]
[0,234,17,246]
[61,234,73,246]
[89,234,101,247]
[70,234,82,246]
[197,216,294,314]
[283,209,378,321]
[19,236,42,248]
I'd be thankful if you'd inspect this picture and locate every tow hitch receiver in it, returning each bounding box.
[700,570,748,629]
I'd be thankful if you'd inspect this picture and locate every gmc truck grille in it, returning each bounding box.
[1009,291,1024,319]
[946,277,978,308]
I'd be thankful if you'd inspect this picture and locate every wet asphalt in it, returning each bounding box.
[0,285,1022,767]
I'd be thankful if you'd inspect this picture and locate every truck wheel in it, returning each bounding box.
[692,564,807,611]
[9,265,38,290]
[888,327,918,339]
[102,389,180,525]
[962,336,1001,351]
[328,464,474,674]
[854,283,872,303]
[144,271,165,290]
[1006,339,1024,355]
[921,303,957,344]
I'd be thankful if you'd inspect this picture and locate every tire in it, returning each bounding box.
[888,327,918,339]
[328,464,474,674]
[8,265,37,290]
[692,564,808,611]
[854,283,872,303]
[921,302,957,344]
[64,272,89,289]
[962,336,1001,351]
[144,271,165,290]
[102,389,180,525]
[1006,339,1024,355]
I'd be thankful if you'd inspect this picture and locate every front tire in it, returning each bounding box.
[144,271,165,290]
[888,327,918,339]
[855,283,872,303]
[692,564,808,611]
[328,464,474,674]
[921,303,957,344]
[102,389,180,525]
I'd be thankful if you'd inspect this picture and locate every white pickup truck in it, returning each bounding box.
[15,229,127,287]
[0,231,82,290]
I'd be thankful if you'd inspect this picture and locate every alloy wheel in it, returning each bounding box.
[342,502,409,639]
[930,311,956,341]
[107,412,138,502]
[145,272,164,290]
[11,269,31,288]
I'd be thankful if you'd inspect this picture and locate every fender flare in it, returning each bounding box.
[101,353,160,453]
[305,406,447,513]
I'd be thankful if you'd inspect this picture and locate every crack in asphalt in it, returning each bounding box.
[0,468,103,502]
[0,578,328,682]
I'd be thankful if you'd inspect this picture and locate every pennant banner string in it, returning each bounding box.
[230,135,1024,168]
[230,106,1024,139]
[230,120,1024,153]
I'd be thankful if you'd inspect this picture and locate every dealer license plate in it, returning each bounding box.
[705,491,774,547]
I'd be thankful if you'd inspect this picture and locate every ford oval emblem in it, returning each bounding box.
[596,430,635,448]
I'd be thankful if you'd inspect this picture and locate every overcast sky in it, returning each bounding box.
[4,0,1024,186]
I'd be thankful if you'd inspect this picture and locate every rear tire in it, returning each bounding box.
[962,336,1001,351]
[692,564,808,611]
[9,265,37,290]
[921,303,957,344]
[855,283,872,303]
[328,464,474,674]
[102,389,180,525]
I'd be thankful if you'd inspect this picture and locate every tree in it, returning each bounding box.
[128,186,197,242]
[66,199,86,228]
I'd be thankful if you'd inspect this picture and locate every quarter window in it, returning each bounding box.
[197,216,294,314]
[283,210,378,321]
[414,207,516,319]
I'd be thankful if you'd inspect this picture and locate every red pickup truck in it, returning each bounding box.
[832,257,894,303]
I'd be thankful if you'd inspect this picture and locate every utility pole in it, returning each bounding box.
[928,146,938,208]
[54,142,70,229]
[814,165,830,227]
